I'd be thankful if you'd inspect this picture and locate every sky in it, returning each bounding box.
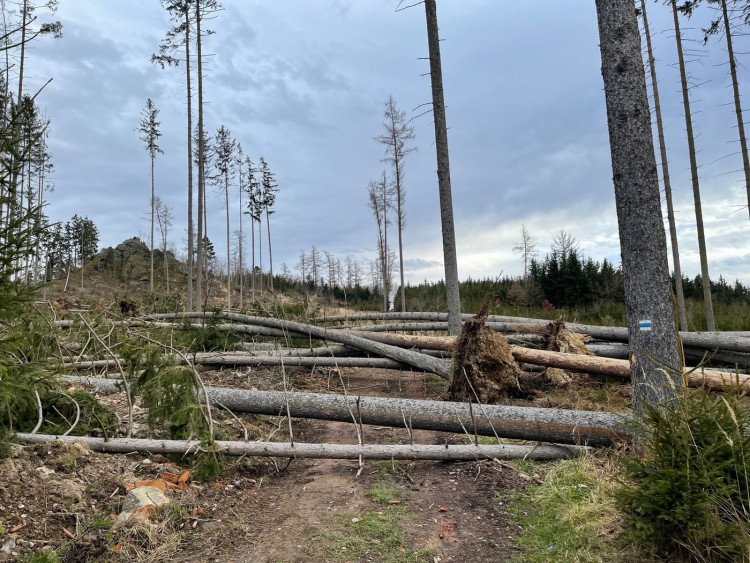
[18,0,750,287]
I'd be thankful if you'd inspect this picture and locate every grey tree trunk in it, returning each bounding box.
[150,154,155,293]
[58,378,629,446]
[266,210,274,291]
[225,174,231,309]
[671,0,715,331]
[640,0,688,331]
[16,433,590,461]
[595,0,683,413]
[720,0,750,224]
[195,0,205,310]
[185,5,194,312]
[382,171,389,312]
[424,0,461,336]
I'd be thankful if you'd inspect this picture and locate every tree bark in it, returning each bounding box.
[671,0,715,331]
[424,0,461,336]
[720,0,750,224]
[60,377,629,446]
[195,0,205,311]
[640,0,688,331]
[15,433,590,461]
[596,0,684,413]
[185,3,194,312]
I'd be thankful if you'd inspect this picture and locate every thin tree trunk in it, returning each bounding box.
[225,173,231,309]
[257,217,263,295]
[195,0,205,310]
[396,158,406,312]
[238,167,243,307]
[266,210,273,291]
[150,154,155,292]
[640,0,688,331]
[424,0,461,336]
[251,216,256,301]
[381,171,388,312]
[720,0,750,223]
[185,4,194,311]
[671,0,715,331]
[16,433,591,460]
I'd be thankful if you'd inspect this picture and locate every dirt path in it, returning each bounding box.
[172,368,528,562]
[0,367,534,562]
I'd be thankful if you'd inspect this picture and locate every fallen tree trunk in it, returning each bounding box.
[314,312,553,324]
[348,332,750,391]
[64,376,629,446]
[58,355,413,371]
[152,314,453,378]
[15,433,589,460]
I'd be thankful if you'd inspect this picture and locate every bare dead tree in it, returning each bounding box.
[671,0,716,330]
[640,0,689,331]
[512,224,537,279]
[424,0,461,335]
[154,196,173,293]
[375,96,415,312]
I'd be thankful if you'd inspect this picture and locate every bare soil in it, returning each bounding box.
[0,366,549,562]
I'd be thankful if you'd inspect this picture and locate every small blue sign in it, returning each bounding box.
[639,320,652,331]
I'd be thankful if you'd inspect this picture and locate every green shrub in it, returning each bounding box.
[617,387,750,561]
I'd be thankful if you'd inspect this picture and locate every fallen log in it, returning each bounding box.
[15,433,589,461]
[186,314,452,378]
[314,312,552,324]
[347,332,750,391]
[64,376,629,446]
[58,355,414,371]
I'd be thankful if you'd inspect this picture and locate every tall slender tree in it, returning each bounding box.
[243,156,261,300]
[595,0,683,413]
[235,143,244,306]
[259,156,279,291]
[688,0,750,224]
[375,96,415,312]
[137,98,164,293]
[212,125,236,308]
[512,224,537,279]
[670,0,716,330]
[640,0,689,331]
[424,0,461,335]
[152,0,196,310]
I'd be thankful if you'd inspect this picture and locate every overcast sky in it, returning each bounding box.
[21,0,750,286]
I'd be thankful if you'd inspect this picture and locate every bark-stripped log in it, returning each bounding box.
[15,433,589,460]
[59,356,412,370]
[63,376,629,446]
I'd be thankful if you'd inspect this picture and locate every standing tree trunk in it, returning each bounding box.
[382,171,389,312]
[719,0,750,224]
[195,0,205,310]
[150,152,155,292]
[185,4,194,312]
[640,0,688,331]
[671,0,715,331]
[595,0,683,413]
[224,173,231,309]
[424,0,461,336]
[238,165,243,307]
[266,210,274,292]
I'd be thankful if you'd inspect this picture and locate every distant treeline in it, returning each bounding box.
[396,251,750,315]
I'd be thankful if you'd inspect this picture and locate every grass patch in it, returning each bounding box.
[306,506,434,562]
[366,484,398,505]
[509,455,647,563]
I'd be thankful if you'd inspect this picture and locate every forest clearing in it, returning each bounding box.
[2,0,750,562]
